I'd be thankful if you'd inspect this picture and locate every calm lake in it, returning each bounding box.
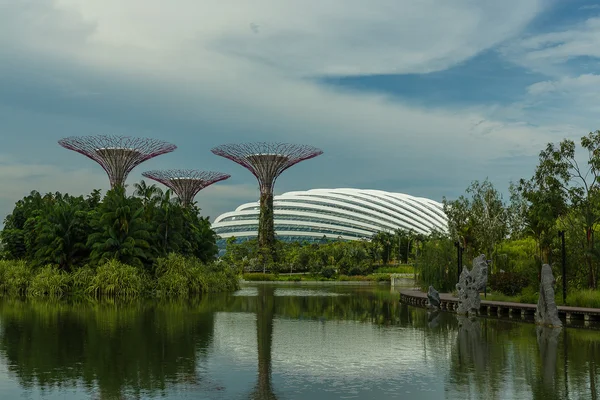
[0,284,598,399]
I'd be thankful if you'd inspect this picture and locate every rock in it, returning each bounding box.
[456,254,489,316]
[427,286,441,309]
[535,264,562,327]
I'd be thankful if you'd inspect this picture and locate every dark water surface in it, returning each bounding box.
[0,284,598,399]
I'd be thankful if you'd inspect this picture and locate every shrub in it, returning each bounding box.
[88,259,145,297]
[28,265,71,297]
[71,266,96,294]
[566,289,600,308]
[321,266,336,279]
[0,260,34,295]
[489,271,531,296]
[243,273,275,281]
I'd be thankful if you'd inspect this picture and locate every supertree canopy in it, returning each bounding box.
[58,135,177,188]
[142,169,231,207]
[211,142,323,255]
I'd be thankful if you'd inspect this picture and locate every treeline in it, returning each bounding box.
[421,130,600,298]
[0,181,238,297]
[223,229,422,278]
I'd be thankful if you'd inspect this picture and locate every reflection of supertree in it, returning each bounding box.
[142,169,230,207]
[58,135,177,188]
[250,285,277,400]
[211,143,323,254]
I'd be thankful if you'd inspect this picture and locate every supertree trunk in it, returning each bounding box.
[259,191,275,253]
[211,142,323,258]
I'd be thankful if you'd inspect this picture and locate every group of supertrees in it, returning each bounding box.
[58,135,323,257]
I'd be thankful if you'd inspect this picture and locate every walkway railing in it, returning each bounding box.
[399,289,600,323]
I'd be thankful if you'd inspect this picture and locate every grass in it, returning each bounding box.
[373,265,415,274]
[566,290,600,309]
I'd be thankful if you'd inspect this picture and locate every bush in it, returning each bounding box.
[243,273,275,281]
[0,260,34,295]
[489,271,531,296]
[321,266,336,279]
[88,259,146,297]
[71,266,96,294]
[28,265,71,297]
[155,253,240,296]
[566,289,600,308]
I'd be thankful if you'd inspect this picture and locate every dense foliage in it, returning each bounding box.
[222,229,423,278]
[0,181,237,297]
[1,181,218,270]
[423,130,600,298]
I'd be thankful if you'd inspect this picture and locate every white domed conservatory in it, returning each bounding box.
[212,188,448,248]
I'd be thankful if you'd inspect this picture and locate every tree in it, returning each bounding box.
[467,179,507,267]
[34,197,91,270]
[527,131,600,288]
[86,187,151,269]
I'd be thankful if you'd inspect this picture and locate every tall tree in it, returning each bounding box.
[528,131,600,288]
[87,187,151,269]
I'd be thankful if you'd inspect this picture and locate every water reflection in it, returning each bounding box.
[0,285,598,399]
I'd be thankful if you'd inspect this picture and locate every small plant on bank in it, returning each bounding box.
[28,265,71,297]
[88,259,147,297]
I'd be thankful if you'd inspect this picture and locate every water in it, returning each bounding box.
[0,284,598,399]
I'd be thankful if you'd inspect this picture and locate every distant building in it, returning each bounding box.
[212,188,448,250]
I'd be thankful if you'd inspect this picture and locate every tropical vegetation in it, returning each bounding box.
[0,181,238,297]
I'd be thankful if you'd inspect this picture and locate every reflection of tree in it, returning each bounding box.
[0,299,215,399]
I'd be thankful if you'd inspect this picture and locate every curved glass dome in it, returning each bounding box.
[212,188,448,245]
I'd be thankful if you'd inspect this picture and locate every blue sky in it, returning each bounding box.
[1,0,600,222]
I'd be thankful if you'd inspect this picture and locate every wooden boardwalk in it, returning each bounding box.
[399,289,600,322]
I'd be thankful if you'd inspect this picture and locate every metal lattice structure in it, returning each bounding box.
[211,142,323,253]
[142,169,231,207]
[58,135,177,188]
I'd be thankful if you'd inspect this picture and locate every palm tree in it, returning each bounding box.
[87,187,151,269]
[35,200,90,270]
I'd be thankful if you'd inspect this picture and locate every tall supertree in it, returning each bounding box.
[142,169,231,207]
[211,142,323,255]
[58,135,177,188]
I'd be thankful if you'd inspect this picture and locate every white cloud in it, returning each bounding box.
[527,73,600,95]
[2,0,586,219]
[41,0,544,77]
[502,17,600,74]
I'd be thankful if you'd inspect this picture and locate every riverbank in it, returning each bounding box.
[0,256,239,298]
[400,289,600,323]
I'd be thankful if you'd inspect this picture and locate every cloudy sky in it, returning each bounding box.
[1,0,599,222]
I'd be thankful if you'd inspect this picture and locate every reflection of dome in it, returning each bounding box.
[212,188,448,245]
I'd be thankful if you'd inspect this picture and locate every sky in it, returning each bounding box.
[1,0,600,223]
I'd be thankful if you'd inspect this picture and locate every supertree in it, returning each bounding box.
[211,142,323,255]
[142,169,231,207]
[58,135,177,188]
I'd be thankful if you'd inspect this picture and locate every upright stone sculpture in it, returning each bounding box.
[427,286,441,309]
[535,264,562,327]
[456,255,489,316]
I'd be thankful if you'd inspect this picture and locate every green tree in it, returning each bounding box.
[87,187,151,269]
[34,198,91,270]
[526,131,600,287]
